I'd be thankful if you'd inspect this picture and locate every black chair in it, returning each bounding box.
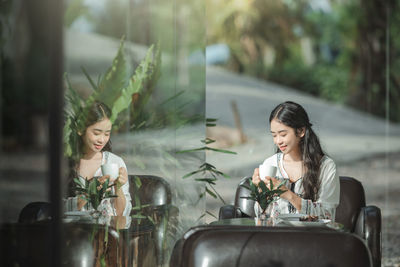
[18,201,52,223]
[170,225,373,267]
[129,174,179,265]
[1,222,121,267]
[219,176,381,267]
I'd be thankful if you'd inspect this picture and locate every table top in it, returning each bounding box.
[210,217,346,231]
[63,213,155,233]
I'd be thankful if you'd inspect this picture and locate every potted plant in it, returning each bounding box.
[73,176,118,217]
[241,178,287,223]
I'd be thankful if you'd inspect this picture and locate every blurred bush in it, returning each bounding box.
[266,62,347,103]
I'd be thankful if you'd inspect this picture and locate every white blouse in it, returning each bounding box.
[79,151,132,217]
[260,153,340,220]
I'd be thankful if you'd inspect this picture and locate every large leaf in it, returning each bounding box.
[97,39,127,107]
[109,44,154,123]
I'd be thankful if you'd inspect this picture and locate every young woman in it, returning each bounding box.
[252,101,340,220]
[70,101,132,216]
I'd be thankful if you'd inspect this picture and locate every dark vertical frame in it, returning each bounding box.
[46,0,63,265]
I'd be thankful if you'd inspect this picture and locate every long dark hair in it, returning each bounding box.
[76,101,112,159]
[67,101,112,195]
[269,101,324,201]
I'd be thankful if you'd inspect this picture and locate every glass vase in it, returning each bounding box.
[254,202,274,226]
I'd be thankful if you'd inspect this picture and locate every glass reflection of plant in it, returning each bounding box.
[63,38,161,161]
[73,176,117,212]
[64,37,160,216]
[241,178,286,216]
[178,118,237,220]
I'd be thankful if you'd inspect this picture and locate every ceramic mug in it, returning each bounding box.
[259,165,277,181]
[101,163,119,179]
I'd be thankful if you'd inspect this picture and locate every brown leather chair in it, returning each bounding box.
[219,176,381,267]
[129,175,179,265]
[170,225,373,267]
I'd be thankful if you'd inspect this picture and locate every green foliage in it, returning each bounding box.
[63,38,161,159]
[240,178,286,214]
[64,0,90,27]
[129,175,155,224]
[266,62,348,103]
[178,118,237,219]
[209,0,400,121]
[73,176,117,210]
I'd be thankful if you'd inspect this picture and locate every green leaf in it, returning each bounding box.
[81,66,99,91]
[182,169,204,179]
[88,180,98,195]
[200,162,216,170]
[109,44,154,123]
[259,180,268,192]
[97,38,127,107]
[133,176,142,188]
[131,214,147,219]
[194,178,217,185]
[205,187,217,199]
[201,138,216,144]
[73,188,87,193]
[160,90,185,106]
[206,210,218,219]
[176,147,207,154]
[73,178,85,188]
[240,184,251,191]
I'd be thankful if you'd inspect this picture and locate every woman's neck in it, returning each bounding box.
[283,149,302,162]
[82,150,102,160]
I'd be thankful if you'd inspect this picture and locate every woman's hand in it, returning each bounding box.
[264,176,293,201]
[252,168,262,186]
[113,167,128,192]
[114,167,128,216]
[264,176,288,190]
[96,175,111,191]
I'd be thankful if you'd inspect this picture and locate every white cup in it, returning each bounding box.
[259,165,277,181]
[101,163,119,179]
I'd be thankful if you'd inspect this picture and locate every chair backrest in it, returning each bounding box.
[335,176,366,232]
[234,177,255,217]
[234,176,366,232]
[129,175,172,207]
[18,201,52,223]
[171,225,372,267]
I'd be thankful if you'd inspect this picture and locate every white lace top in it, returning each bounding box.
[79,151,132,217]
[259,153,340,220]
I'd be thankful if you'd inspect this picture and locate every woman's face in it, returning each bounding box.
[82,118,112,154]
[270,118,304,155]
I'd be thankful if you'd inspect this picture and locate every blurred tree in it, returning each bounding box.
[207,0,400,122]
[64,0,91,27]
[346,0,400,121]
[206,0,308,76]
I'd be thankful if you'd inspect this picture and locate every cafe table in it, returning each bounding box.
[210,216,347,232]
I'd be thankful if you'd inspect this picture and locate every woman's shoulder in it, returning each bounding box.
[320,155,336,168]
[319,155,338,180]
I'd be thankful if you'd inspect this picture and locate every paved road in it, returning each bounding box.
[206,66,400,178]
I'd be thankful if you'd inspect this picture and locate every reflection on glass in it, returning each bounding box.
[63,0,205,265]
